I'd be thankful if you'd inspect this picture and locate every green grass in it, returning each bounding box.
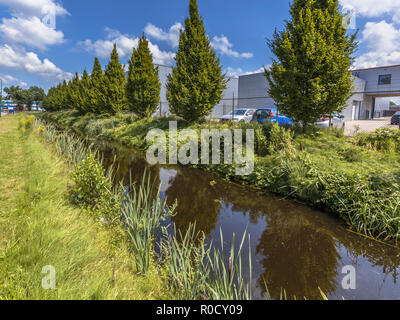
[0,115,171,300]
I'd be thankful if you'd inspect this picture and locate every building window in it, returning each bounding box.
[378,74,392,85]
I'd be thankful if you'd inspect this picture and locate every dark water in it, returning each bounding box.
[97,141,400,300]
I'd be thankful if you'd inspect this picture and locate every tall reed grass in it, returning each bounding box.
[120,174,176,275]
[37,120,92,166]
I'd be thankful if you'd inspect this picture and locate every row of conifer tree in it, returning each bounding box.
[43,0,227,122]
[43,0,356,126]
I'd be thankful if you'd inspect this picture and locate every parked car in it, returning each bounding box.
[315,113,345,129]
[391,111,400,125]
[219,109,255,123]
[251,108,293,126]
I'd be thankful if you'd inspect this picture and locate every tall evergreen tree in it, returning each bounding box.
[265,0,357,129]
[126,35,161,118]
[66,73,81,111]
[77,69,91,114]
[89,57,105,114]
[101,44,127,115]
[50,83,64,111]
[59,80,69,110]
[43,87,55,111]
[166,0,226,123]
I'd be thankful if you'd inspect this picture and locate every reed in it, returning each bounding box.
[160,224,253,300]
[36,120,92,166]
[120,173,176,275]
[206,229,252,300]
[160,224,210,300]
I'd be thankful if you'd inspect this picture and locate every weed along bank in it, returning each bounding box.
[146,121,255,175]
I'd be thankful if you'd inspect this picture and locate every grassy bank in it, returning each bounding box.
[0,115,170,299]
[40,111,400,244]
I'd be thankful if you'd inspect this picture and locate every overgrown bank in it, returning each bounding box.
[0,115,170,300]
[40,111,400,244]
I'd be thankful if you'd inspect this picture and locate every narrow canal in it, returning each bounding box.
[96,140,400,300]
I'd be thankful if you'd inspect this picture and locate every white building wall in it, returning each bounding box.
[351,65,400,119]
[157,65,173,116]
[352,66,400,95]
[210,77,239,118]
[341,76,366,121]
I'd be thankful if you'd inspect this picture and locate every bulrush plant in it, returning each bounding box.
[38,122,92,167]
[206,230,252,300]
[120,173,176,275]
[160,224,211,300]
[161,225,253,300]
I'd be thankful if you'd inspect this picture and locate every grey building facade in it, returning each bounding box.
[157,64,400,121]
[236,65,400,121]
[237,71,367,121]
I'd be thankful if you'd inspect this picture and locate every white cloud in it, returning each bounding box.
[144,22,183,48]
[225,67,266,77]
[0,44,72,80]
[79,28,176,65]
[211,36,253,59]
[144,23,253,61]
[0,73,27,87]
[0,0,68,17]
[340,0,400,20]
[336,1,400,68]
[0,16,64,50]
[354,21,400,68]
[0,0,67,50]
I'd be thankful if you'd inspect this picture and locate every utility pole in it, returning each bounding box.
[232,92,235,121]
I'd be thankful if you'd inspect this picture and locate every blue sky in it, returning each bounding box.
[1,0,400,91]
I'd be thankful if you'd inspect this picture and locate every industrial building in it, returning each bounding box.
[156,64,400,121]
[237,65,400,121]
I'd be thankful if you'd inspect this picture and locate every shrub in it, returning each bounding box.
[356,128,400,153]
[71,153,120,224]
[339,146,363,162]
[265,123,295,155]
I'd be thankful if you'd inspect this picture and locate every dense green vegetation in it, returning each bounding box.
[266,0,357,129]
[40,111,400,244]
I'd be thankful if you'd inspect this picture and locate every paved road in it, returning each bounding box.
[345,117,398,136]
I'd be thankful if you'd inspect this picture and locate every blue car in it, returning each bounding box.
[251,108,293,126]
